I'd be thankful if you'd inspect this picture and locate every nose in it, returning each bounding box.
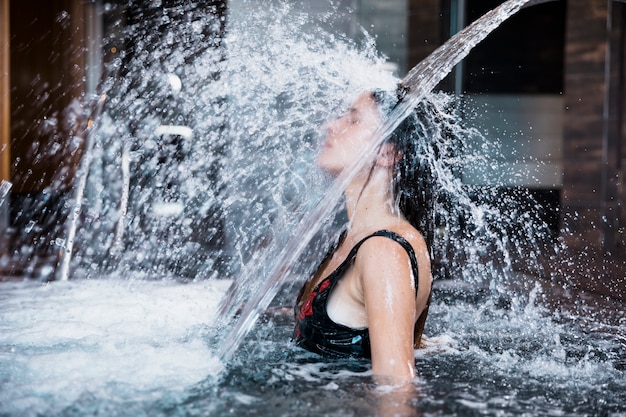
[325,118,342,137]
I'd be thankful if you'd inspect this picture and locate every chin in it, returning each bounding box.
[317,149,348,176]
[315,156,338,175]
[317,162,337,176]
[316,154,330,171]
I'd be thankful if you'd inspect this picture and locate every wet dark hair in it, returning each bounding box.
[370,87,444,252]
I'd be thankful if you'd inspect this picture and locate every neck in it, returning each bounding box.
[344,166,399,236]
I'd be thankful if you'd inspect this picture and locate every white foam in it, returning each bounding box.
[0,278,230,415]
[415,334,461,357]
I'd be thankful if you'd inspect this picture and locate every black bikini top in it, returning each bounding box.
[293,230,421,359]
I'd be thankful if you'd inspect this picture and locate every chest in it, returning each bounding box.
[311,246,365,313]
[313,242,359,288]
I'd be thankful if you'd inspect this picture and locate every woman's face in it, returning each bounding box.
[317,93,383,175]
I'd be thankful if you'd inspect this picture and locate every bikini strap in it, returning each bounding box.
[345,230,420,294]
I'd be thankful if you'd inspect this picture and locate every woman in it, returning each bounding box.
[294,87,439,382]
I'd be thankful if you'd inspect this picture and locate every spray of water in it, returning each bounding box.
[10,0,554,365]
[54,0,561,369]
[69,1,396,283]
[215,0,537,364]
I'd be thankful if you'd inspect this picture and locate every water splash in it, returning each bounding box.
[215,0,538,364]
[0,279,229,416]
[2,1,625,416]
[0,180,11,202]
[71,1,395,283]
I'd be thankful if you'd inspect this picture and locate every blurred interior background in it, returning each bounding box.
[0,0,623,299]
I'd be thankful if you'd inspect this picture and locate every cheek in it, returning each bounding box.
[342,126,372,148]
[318,124,375,165]
[348,130,378,157]
[337,136,365,159]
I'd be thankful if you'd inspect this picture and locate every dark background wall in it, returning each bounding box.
[561,0,625,298]
[6,0,87,264]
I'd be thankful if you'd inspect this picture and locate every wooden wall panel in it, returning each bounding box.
[560,0,625,300]
[562,0,608,248]
[407,0,442,70]
[9,0,86,195]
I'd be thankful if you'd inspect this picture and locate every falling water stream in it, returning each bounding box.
[1,0,624,416]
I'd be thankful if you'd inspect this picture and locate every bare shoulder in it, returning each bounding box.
[356,225,431,280]
[388,224,431,269]
[355,225,432,319]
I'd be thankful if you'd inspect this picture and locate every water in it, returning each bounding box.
[216,0,542,361]
[0,279,228,415]
[2,0,625,415]
[1,277,624,416]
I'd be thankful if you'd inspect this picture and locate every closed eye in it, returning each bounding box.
[347,107,360,124]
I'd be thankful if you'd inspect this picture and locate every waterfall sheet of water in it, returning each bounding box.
[215,0,534,365]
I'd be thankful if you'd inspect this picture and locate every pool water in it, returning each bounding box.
[211,278,625,417]
[1,276,623,416]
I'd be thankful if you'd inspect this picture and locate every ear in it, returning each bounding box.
[376,143,400,168]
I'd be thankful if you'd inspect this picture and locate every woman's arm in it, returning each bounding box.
[357,237,418,382]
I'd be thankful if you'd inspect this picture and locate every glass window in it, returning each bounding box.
[463,0,566,94]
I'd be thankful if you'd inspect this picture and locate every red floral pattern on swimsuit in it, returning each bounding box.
[297,279,330,321]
